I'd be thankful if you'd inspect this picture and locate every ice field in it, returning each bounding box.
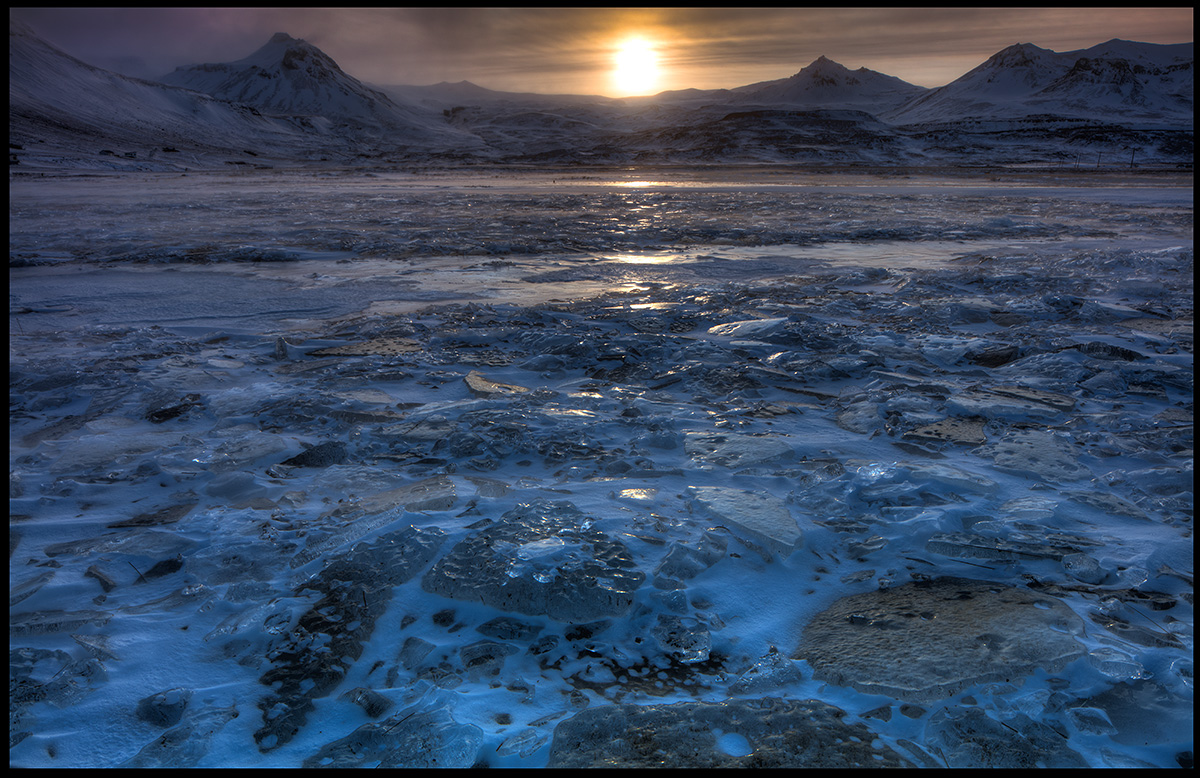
[8,167,1194,768]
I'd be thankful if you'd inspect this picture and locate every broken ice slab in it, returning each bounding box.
[705,317,789,339]
[983,430,1092,482]
[302,707,482,768]
[290,476,455,569]
[122,705,240,767]
[10,569,55,606]
[925,532,1094,562]
[796,578,1086,703]
[686,486,802,556]
[988,384,1076,411]
[463,370,529,397]
[683,430,792,469]
[729,648,804,695]
[421,500,644,622]
[926,706,1087,768]
[945,390,1064,422]
[10,609,112,635]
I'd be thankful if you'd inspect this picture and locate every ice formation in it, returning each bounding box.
[8,169,1194,769]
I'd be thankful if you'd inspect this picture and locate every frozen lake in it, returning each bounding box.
[9,167,1194,768]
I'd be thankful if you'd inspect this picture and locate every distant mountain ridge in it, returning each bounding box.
[8,21,1194,170]
[885,39,1193,124]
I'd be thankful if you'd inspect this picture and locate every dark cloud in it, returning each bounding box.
[9,7,1193,93]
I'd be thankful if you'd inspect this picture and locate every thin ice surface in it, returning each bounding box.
[9,168,1193,769]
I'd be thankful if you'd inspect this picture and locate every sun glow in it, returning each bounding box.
[612,38,660,96]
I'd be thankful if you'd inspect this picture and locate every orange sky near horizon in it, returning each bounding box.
[11,7,1195,97]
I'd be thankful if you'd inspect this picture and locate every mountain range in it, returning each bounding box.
[8,18,1193,170]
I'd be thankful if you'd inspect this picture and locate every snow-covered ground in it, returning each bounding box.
[9,167,1193,768]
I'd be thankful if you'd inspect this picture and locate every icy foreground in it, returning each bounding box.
[8,169,1193,768]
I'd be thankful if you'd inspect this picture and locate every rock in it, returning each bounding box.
[547,698,911,767]
[683,431,792,469]
[459,640,519,681]
[904,417,987,446]
[795,578,1085,702]
[308,337,422,356]
[108,502,196,528]
[476,616,542,641]
[464,370,529,397]
[281,441,348,468]
[687,486,802,556]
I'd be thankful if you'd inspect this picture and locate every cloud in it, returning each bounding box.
[10,6,1194,93]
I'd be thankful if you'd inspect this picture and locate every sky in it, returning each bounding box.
[9,7,1195,97]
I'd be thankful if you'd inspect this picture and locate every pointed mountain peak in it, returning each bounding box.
[269,32,297,44]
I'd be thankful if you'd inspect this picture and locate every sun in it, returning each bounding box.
[612,38,660,96]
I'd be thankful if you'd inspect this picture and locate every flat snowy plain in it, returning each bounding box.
[9,166,1193,768]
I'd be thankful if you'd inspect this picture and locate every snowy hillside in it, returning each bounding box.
[158,32,481,151]
[885,39,1193,125]
[7,19,313,168]
[728,56,928,112]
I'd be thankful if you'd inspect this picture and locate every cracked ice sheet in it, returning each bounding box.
[8,168,1193,769]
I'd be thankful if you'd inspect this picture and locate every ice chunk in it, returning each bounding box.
[706,317,789,339]
[686,486,802,556]
[340,687,393,718]
[256,526,445,751]
[302,707,482,768]
[136,688,193,728]
[729,648,804,695]
[123,705,240,767]
[547,698,911,767]
[651,614,711,663]
[983,430,1091,482]
[796,578,1085,702]
[10,609,111,635]
[496,727,549,758]
[946,390,1064,421]
[421,500,644,622]
[653,532,728,583]
[1061,552,1109,584]
[1067,706,1117,736]
[458,640,519,681]
[683,431,792,469]
[926,706,1086,768]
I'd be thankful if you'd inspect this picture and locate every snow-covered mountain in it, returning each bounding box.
[885,39,1193,125]
[8,18,314,167]
[8,19,1193,170]
[728,56,928,112]
[158,32,474,148]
